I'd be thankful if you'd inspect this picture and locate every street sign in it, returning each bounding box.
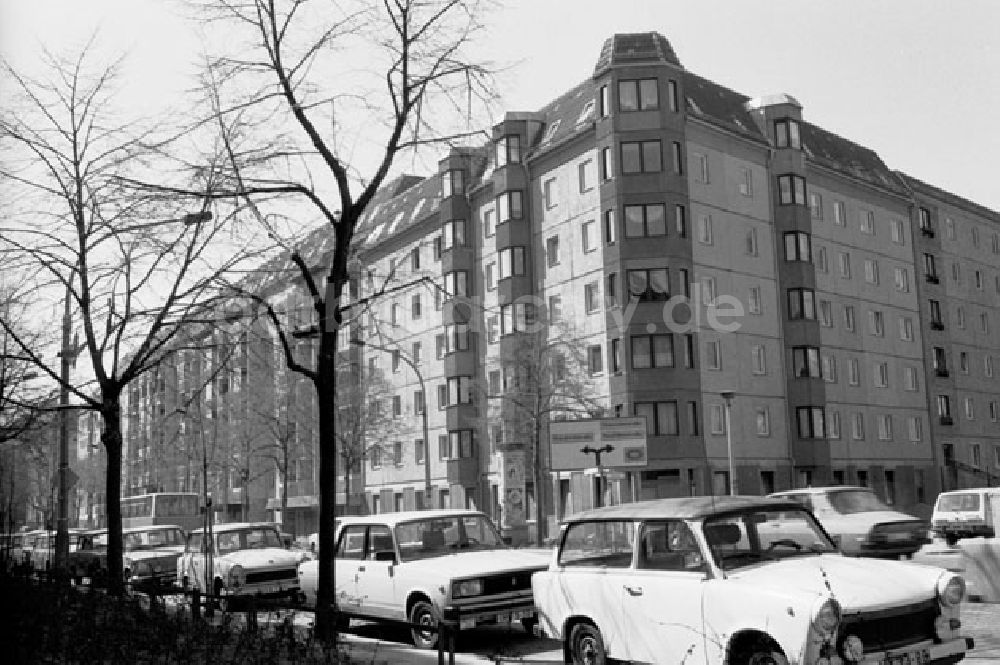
[549,417,648,471]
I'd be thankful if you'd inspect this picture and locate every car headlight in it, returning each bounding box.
[937,574,965,607]
[452,579,484,598]
[811,597,841,635]
[229,565,246,588]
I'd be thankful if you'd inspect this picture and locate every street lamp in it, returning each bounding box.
[581,444,614,508]
[720,390,736,496]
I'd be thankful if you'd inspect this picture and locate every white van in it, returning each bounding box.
[931,488,1000,544]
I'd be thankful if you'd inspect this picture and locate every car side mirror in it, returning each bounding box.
[374,550,397,564]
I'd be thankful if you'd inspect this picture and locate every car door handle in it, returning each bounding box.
[624,585,643,596]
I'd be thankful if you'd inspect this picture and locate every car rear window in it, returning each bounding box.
[937,493,981,511]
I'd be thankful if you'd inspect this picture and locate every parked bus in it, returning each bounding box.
[121,492,202,533]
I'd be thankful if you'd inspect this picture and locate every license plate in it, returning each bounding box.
[881,649,930,665]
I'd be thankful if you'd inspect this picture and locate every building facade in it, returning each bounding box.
[115,32,1000,538]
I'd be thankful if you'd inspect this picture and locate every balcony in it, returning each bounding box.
[935,367,950,377]
[930,321,945,331]
[925,274,940,284]
[939,415,954,426]
[921,226,935,238]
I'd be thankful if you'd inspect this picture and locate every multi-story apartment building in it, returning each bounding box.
[901,174,1000,493]
[115,32,1000,540]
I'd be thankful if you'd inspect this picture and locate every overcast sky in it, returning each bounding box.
[3,0,999,211]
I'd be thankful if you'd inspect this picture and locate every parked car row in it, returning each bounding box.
[292,493,975,664]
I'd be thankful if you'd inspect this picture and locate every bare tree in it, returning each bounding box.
[123,0,497,635]
[488,319,606,545]
[0,45,259,595]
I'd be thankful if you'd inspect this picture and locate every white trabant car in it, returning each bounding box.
[296,509,551,648]
[769,487,929,558]
[177,522,302,610]
[532,497,973,665]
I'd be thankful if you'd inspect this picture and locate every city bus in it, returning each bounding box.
[121,492,203,533]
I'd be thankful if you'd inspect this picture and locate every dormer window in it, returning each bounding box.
[441,169,465,197]
[774,118,801,149]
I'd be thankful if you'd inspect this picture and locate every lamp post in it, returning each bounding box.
[581,444,614,508]
[720,390,736,495]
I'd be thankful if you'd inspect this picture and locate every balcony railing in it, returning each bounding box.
[925,273,940,284]
[935,367,950,377]
[939,415,954,426]
[921,226,935,238]
[930,321,945,331]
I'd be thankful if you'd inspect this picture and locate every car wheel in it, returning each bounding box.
[408,600,439,650]
[734,639,786,665]
[568,622,606,665]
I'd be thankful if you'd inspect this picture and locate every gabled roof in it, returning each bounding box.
[525,79,596,160]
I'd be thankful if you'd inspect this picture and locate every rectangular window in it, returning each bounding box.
[748,286,762,315]
[908,417,922,442]
[894,267,910,292]
[694,152,709,183]
[587,345,603,375]
[751,344,767,375]
[849,358,861,385]
[796,406,825,439]
[752,407,770,436]
[860,210,875,235]
[809,192,823,220]
[600,146,613,180]
[624,203,666,237]
[701,276,717,305]
[495,135,521,167]
[498,246,526,279]
[710,404,726,435]
[483,209,495,238]
[447,376,473,405]
[627,268,669,301]
[635,401,679,436]
[834,201,846,225]
[674,205,687,237]
[938,395,952,418]
[441,169,465,197]
[411,294,422,319]
[918,207,933,235]
[621,140,662,174]
[392,395,402,416]
[839,252,852,279]
[746,228,759,256]
[585,282,601,313]
[819,300,833,327]
[671,141,683,174]
[774,118,801,149]
[441,219,467,250]
[891,219,905,244]
[864,258,879,285]
[899,316,914,341]
[697,215,713,245]
[784,232,811,262]
[683,334,695,368]
[787,288,816,320]
[604,209,617,244]
[739,167,753,197]
[965,397,975,420]
[548,296,561,323]
[443,270,468,297]
[874,362,889,388]
[496,191,523,223]
[618,78,659,111]
[705,340,722,370]
[851,413,865,440]
[582,220,597,253]
[544,177,558,209]
[869,310,884,336]
[822,354,837,383]
[777,174,807,205]
[923,253,938,282]
[606,272,617,307]
[411,246,421,270]
[578,159,594,192]
[546,236,560,267]
[500,302,535,335]
[631,334,674,369]
[611,338,622,373]
[828,411,841,439]
[485,262,495,291]
[816,246,828,272]
[667,79,678,112]
[598,85,609,117]
[793,346,821,379]
[904,366,919,391]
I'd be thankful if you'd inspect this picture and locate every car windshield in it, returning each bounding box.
[395,514,504,562]
[124,528,186,551]
[937,493,981,512]
[827,490,890,514]
[703,508,838,571]
[215,527,283,554]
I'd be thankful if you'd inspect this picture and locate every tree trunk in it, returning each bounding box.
[101,396,124,596]
[313,324,339,641]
